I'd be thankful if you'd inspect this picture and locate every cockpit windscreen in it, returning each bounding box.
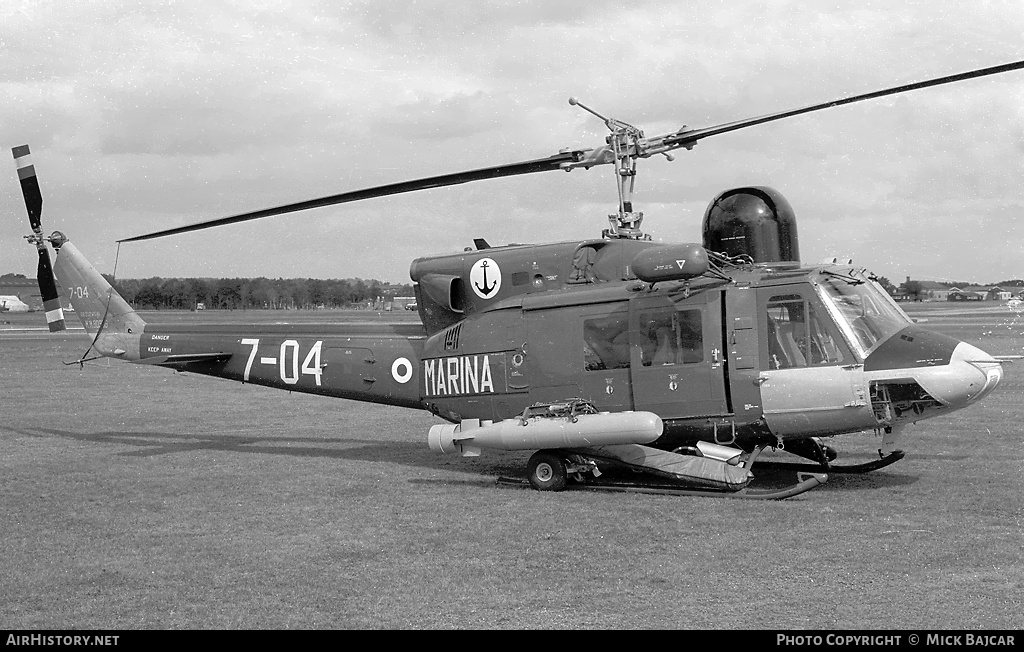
[817,272,912,357]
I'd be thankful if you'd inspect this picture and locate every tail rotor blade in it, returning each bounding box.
[13,145,42,231]
[12,145,66,332]
[36,247,66,332]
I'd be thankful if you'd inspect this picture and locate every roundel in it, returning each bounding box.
[391,357,413,384]
[469,257,502,299]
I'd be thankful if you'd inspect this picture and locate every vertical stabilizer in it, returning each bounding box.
[50,236,146,337]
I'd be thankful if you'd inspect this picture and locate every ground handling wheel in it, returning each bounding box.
[527,451,568,491]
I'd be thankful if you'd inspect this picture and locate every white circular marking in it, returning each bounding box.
[391,357,413,384]
[469,257,502,299]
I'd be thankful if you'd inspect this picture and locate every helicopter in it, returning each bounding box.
[13,60,1022,499]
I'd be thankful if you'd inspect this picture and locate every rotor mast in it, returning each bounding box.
[566,97,690,240]
[567,97,667,240]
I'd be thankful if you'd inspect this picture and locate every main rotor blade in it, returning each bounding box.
[119,59,1024,243]
[120,152,579,242]
[662,59,1024,149]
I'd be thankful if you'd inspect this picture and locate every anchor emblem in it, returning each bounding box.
[476,260,496,294]
[470,258,502,299]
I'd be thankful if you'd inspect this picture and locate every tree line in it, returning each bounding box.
[101,275,414,310]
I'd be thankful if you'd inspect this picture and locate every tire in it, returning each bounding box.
[527,451,568,491]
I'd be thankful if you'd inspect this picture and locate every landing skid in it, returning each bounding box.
[759,450,905,474]
[496,472,827,500]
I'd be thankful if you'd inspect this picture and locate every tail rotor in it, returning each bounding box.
[12,145,66,332]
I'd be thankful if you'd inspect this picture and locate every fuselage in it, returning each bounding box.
[53,238,1003,451]
[103,266,1005,449]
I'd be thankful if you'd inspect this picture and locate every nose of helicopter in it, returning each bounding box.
[916,341,1003,408]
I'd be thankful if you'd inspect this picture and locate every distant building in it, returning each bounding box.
[0,274,41,311]
[946,287,986,301]
[376,283,416,311]
[947,285,1013,301]
[925,283,951,301]
[895,278,950,302]
[894,278,1021,302]
[389,296,416,310]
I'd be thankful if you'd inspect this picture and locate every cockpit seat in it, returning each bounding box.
[776,323,806,367]
[651,327,677,365]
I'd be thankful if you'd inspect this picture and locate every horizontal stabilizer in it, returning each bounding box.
[137,352,232,366]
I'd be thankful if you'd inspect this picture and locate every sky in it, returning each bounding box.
[2,0,1023,285]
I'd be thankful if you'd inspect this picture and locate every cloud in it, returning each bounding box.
[2,1,1023,284]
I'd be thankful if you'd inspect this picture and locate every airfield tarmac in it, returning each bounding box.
[1,305,1021,629]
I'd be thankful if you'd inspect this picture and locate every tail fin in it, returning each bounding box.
[50,234,145,337]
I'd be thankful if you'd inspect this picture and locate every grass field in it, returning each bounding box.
[1,305,1021,629]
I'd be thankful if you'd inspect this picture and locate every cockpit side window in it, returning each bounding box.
[766,294,845,369]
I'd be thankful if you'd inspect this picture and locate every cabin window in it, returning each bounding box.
[638,306,704,366]
[583,312,631,370]
[766,294,845,369]
[568,246,598,284]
